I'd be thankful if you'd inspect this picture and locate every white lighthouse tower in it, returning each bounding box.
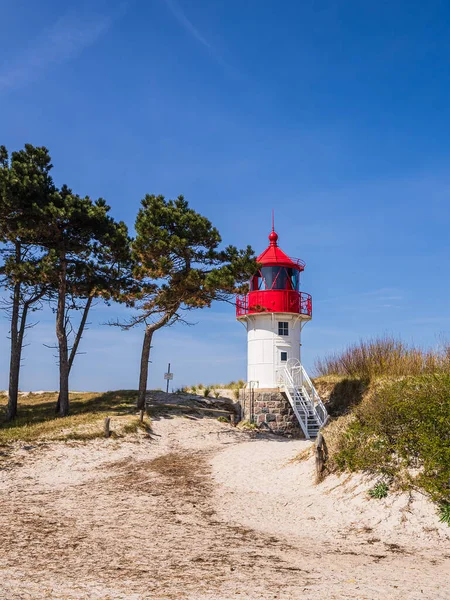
[236,226,327,438]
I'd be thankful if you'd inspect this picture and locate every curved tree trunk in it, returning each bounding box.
[6,279,21,421]
[7,281,44,420]
[56,253,69,417]
[10,300,30,414]
[55,294,93,414]
[137,326,154,410]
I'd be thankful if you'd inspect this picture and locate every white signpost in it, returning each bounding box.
[164,363,173,393]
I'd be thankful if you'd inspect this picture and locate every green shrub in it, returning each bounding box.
[439,503,450,526]
[214,391,220,398]
[217,416,229,423]
[203,387,210,398]
[332,373,450,503]
[191,386,197,394]
[368,482,389,499]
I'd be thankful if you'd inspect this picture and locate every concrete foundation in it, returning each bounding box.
[239,388,304,437]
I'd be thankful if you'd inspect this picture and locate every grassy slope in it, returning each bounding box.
[0,390,144,443]
[314,374,450,507]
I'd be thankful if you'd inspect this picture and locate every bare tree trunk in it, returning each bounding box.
[55,294,94,414]
[6,277,21,421]
[56,253,69,417]
[137,326,154,410]
[6,244,44,421]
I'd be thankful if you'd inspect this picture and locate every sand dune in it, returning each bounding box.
[1,416,449,599]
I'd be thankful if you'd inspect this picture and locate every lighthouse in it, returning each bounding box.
[236,226,327,438]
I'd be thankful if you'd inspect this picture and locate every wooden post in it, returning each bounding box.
[139,409,145,424]
[104,417,111,438]
[315,432,328,482]
[166,362,170,394]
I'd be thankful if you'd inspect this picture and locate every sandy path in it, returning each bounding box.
[1,416,449,599]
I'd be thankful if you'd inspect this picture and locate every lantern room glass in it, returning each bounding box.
[250,267,300,291]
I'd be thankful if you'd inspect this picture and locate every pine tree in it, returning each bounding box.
[116,194,257,410]
[0,145,55,420]
[39,186,131,416]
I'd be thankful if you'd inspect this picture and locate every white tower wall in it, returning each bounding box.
[245,313,302,388]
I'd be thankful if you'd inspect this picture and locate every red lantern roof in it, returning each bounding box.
[257,229,305,271]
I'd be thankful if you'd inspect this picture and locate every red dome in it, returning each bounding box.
[257,230,305,271]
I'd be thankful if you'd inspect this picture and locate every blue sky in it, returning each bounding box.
[1,0,450,391]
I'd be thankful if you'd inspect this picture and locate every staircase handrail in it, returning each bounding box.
[280,367,311,437]
[300,365,328,426]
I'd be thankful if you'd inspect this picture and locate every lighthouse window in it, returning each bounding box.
[276,268,289,289]
[278,322,289,336]
[287,268,299,291]
[280,351,288,362]
[260,266,276,289]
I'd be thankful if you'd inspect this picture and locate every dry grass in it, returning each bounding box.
[0,390,148,443]
[315,335,450,378]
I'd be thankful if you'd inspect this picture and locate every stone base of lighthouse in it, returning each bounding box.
[239,388,304,437]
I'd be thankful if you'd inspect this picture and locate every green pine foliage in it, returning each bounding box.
[119,194,257,409]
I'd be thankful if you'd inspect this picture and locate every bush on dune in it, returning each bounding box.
[330,373,450,503]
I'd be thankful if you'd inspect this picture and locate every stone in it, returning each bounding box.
[239,388,306,438]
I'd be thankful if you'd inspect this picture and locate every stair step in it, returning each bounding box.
[283,375,328,438]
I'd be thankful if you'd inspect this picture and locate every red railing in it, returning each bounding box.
[236,290,312,318]
[290,257,306,270]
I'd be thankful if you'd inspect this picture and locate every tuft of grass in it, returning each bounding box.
[315,335,450,379]
[0,390,153,443]
[368,482,389,499]
[203,387,210,398]
[238,420,257,430]
[217,416,229,423]
[439,503,450,526]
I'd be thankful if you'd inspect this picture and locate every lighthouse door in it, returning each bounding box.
[275,346,289,386]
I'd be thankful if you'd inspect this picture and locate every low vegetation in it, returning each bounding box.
[439,503,450,526]
[368,481,390,499]
[217,415,230,423]
[314,337,450,521]
[328,374,450,504]
[315,335,450,379]
[0,390,146,443]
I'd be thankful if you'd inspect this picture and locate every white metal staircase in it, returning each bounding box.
[278,359,328,439]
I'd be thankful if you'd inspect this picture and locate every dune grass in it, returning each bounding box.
[315,335,450,379]
[320,373,450,507]
[313,336,450,513]
[0,390,145,443]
